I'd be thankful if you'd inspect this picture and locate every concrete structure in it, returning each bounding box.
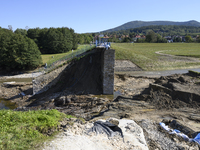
[101,48,115,95]
[33,48,115,95]
[32,64,68,95]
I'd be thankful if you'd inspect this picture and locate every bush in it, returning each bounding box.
[0,29,42,71]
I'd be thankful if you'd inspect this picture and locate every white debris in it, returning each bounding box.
[43,119,149,150]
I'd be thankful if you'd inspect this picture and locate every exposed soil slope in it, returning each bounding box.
[27,50,103,107]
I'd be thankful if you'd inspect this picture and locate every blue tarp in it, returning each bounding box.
[159,122,200,145]
[193,133,200,145]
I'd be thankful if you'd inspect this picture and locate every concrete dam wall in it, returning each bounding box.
[33,48,115,95]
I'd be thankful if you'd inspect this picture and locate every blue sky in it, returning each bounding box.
[1,0,200,33]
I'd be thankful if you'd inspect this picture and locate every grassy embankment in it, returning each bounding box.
[41,45,90,65]
[112,43,200,71]
[0,109,74,150]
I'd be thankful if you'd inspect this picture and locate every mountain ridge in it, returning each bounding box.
[101,20,200,32]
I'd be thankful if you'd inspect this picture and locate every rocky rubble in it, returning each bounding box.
[54,95,111,120]
[138,119,199,150]
[43,118,149,150]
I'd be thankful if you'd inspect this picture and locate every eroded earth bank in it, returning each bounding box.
[1,70,200,149]
[1,50,200,149]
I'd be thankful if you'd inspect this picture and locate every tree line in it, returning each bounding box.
[102,25,200,43]
[0,27,42,71]
[14,27,94,54]
[0,26,94,72]
[25,27,77,54]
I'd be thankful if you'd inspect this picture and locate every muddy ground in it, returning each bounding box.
[1,71,200,149]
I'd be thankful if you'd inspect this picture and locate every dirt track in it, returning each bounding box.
[155,50,200,63]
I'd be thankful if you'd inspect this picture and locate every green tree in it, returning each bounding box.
[84,34,93,44]
[136,38,145,43]
[156,34,167,43]
[14,28,27,36]
[77,34,84,44]
[0,30,42,71]
[174,37,182,42]
[185,35,192,42]
[197,36,200,43]
[27,28,41,45]
[145,31,156,43]
[156,34,162,42]
[42,28,73,54]
[27,27,77,54]
[123,37,131,43]
[69,28,78,50]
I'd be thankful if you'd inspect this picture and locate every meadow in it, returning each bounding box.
[112,43,200,70]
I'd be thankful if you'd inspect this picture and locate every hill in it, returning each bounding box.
[101,20,200,32]
[104,25,200,37]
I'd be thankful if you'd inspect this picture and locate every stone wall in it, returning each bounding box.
[32,64,69,95]
[102,49,115,95]
[32,49,96,95]
[33,48,115,95]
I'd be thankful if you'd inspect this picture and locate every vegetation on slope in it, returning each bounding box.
[103,25,200,38]
[102,20,200,32]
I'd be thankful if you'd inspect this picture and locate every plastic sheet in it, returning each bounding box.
[193,133,200,145]
[87,121,123,138]
[159,122,193,142]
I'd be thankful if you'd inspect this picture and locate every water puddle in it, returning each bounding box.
[0,78,32,84]
[116,68,200,77]
[92,91,122,100]
[0,98,18,110]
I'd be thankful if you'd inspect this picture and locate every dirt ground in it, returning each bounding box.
[1,71,200,149]
[1,57,200,149]
[115,60,142,72]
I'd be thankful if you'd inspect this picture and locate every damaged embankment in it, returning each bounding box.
[12,72,200,149]
[1,51,200,149]
[1,73,200,149]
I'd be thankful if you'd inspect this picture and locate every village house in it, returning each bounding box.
[132,34,145,42]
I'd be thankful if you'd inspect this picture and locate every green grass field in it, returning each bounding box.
[112,43,200,71]
[0,109,74,150]
[41,45,90,65]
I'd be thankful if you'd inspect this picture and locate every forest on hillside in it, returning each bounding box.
[100,25,200,43]
[102,25,200,37]
[101,20,200,32]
